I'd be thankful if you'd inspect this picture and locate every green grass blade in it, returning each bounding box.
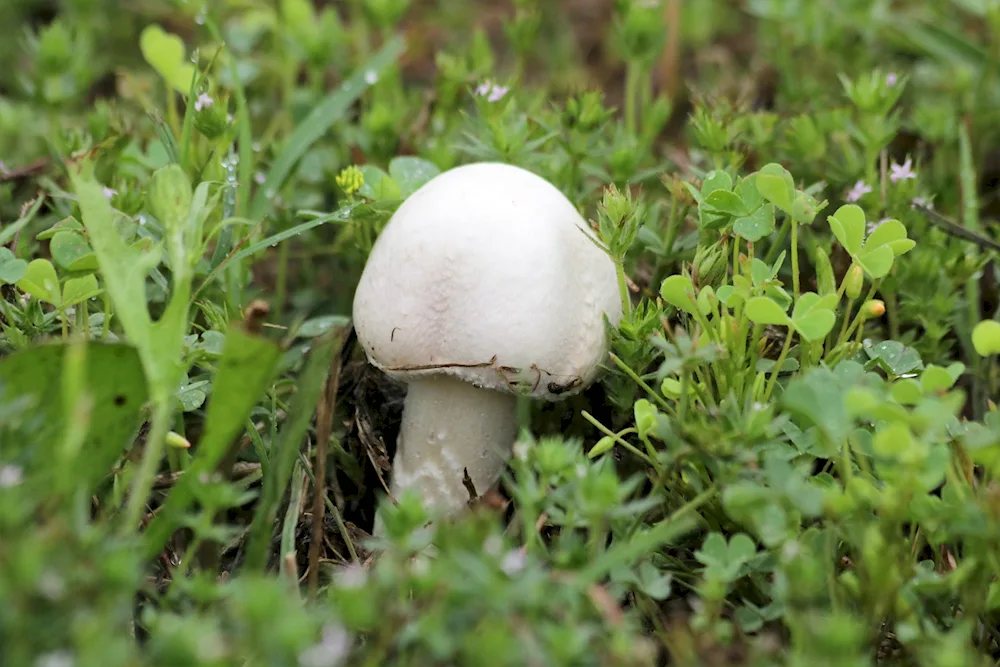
[248,36,406,222]
[141,323,282,559]
[0,194,45,246]
[244,327,342,571]
[227,205,358,265]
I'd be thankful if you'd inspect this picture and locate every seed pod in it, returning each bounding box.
[861,299,885,318]
[844,264,864,299]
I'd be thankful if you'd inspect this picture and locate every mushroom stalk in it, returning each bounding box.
[387,374,518,520]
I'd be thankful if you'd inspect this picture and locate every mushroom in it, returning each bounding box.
[352,162,623,524]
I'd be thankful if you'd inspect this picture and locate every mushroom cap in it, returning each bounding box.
[352,162,623,401]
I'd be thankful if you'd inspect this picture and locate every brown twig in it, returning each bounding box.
[152,462,262,489]
[308,329,346,599]
[657,0,682,99]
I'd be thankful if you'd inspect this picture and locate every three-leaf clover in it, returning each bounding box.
[827,204,915,279]
[745,291,837,342]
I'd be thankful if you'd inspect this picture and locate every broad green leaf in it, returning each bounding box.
[72,173,166,393]
[813,247,837,296]
[791,292,837,324]
[921,364,957,394]
[139,24,197,94]
[793,311,836,342]
[0,341,148,493]
[697,286,716,317]
[827,204,865,256]
[865,219,916,257]
[858,245,894,278]
[750,258,770,286]
[872,422,914,458]
[734,204,775,242]
[297,315,350,338]
[36,216,84,241]
[17,258,60,305]
[973,320,1000,356]
[863,340,923,376]
[756,357,800,373]
[388,156,441,198]
[765,284,793,311]
[634,399,658,440]
[781,365,855,448]
[703,190,747,216]
[891,378,923,405]
[736,177,764,211]
[143,323,282,558]
[62,274,101,308]
[865,219,906,250]
[660,275,699,316]
[758,162,795,190]
[716,285,742,308]
[701,170,732,195]
[50,231,99,272]
[791,192,823,224]
[358,165,402,201]
[755,174,793,214]
[0,248,27,285]
[745,296,791,326]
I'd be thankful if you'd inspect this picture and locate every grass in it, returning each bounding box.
[5,0,1000,665]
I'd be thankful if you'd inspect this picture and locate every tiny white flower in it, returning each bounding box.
[35,651,74,667]
[298,622,351,667]
[0,464,23,488]
[475,80,509,103]
[255,172,266,184]
[513,440,530,461]
[334,563,367,589]
[781,540,801,560]
[890,158,916,183]
[845,180,872,203]
[364,70,378,85]
[102,186,117,200]
[194,92,214,112]
[500,547,527,575]
[886,72,898,87]
[483,535,503,556]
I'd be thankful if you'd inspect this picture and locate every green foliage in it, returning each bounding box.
[5,1,1000,665]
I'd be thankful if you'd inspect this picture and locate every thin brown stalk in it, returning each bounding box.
[308,330,345,599]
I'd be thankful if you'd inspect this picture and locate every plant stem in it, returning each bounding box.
[763,329,795,401]
[120,398,174,534]
[625,62,639,136]
[616,261,632,319]
[790,220,800,299]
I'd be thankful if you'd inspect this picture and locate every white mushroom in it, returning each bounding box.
[352,162,622,525]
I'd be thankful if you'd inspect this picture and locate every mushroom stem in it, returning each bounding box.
[381,374,518,525]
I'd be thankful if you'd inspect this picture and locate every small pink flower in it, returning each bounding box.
[102,186,117,199]
[845,180,872,202]
[475,80,509,103]
[912,197,932,209]
[254,172,266,185]
[886,72,898,87]
[194,92,214,111]
[890,158,916,183]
